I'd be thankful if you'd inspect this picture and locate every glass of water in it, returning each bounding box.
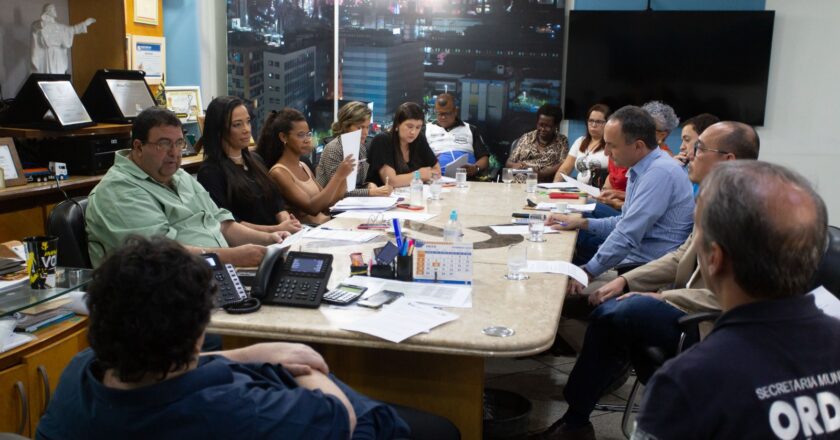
[456,167,468,188]
[528,213,546,242]
[505,242,529,280]
[430,172,442,200]
[526,171,538,193]
[502,168,513,185]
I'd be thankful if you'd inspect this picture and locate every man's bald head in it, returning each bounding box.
[697,161,827,299]
[435,93,458,128]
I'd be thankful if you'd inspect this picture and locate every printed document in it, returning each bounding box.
[340,297,459,343]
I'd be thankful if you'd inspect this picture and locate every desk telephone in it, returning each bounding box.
[249,247,333,308]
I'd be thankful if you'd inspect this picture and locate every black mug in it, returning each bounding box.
[24,235,59,289]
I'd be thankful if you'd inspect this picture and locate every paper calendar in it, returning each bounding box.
[412,242,473,284]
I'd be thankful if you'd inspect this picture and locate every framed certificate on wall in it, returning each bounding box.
[130,35,166,85]
[134,0,159,26]
[0,138,27,187]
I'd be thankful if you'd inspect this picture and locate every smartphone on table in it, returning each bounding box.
[357,290,403,309]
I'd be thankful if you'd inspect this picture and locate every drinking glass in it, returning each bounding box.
[526,171,538,193]
[430,172,442,200]
[456,167,468,188]
[528,213,546,242]
[502,168,513,185]
[505,243,529,280]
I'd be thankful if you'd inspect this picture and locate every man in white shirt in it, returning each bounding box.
[425,93,489,178]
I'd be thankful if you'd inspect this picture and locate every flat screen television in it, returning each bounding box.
[564,11,774,125]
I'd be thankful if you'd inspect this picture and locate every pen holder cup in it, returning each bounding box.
[396,255,413,282]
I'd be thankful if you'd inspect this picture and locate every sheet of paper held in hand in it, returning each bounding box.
[523,260,589,286]
[561,173,601,198]
[339,297,459,343]
[340,129,362,191]
[346,275,472,308]
[443,154,469,178]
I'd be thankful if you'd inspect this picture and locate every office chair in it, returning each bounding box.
[46,196,92,269]
[812,225,840,297]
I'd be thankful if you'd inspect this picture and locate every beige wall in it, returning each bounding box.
[760,0,840,223]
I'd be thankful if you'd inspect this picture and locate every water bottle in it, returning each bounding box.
[410,171,424,207]
[443,209,462,242]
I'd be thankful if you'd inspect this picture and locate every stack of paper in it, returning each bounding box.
[489,225,559,235]
[566,203,597,213]
[335,211,437,222]
[340,297,459,343]
[537,182,579,190]
[305,229,380,243]
[347,276,472,307]
[331,196,400,212]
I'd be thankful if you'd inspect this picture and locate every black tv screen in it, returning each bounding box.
[565,11,774,125]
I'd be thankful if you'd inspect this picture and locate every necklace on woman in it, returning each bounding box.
[229,154,248,171]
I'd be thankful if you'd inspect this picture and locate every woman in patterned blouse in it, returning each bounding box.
[506,104,570,182]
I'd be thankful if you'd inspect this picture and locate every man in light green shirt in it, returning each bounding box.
[86,107,286,267]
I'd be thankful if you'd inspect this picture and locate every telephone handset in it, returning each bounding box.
[250,247,333,308]
[202,253,260,314]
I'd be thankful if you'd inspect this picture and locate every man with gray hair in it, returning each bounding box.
[634,161,840,439]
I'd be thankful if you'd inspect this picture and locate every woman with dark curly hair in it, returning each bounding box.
[36,236,449,439]
[257,108,354,225]
[197,96,301,233]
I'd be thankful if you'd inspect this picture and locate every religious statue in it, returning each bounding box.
[30,3,96,74]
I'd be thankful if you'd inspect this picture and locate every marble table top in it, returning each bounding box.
[208,182,585,357]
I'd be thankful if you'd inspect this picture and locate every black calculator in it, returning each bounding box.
[322,283,368,305]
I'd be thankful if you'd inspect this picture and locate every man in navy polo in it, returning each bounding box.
[634,161,840,439]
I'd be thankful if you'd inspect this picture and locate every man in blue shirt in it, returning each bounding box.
[548,105,694,287]
[634,161,840,439]
[37,236,457,439]
[531,123,761,439]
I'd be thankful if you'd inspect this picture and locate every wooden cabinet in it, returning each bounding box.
[0,319,88,436]
[0,365,30,437]
[24,328,88,434]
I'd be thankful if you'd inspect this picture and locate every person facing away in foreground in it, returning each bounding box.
[37,236,463,439]
[633,161,840,440]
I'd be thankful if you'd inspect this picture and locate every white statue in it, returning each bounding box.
[30,3,96,74]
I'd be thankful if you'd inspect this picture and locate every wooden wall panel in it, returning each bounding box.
[68,0,127,93]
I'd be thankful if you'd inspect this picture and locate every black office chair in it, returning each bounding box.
[46,196,92,269]
[812,225,840,297]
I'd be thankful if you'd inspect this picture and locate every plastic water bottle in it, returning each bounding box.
[410,171,424,207]
[443,209,462,242]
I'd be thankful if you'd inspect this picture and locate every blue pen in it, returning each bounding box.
[392,218,403,248]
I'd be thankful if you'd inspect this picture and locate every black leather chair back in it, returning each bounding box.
[47,197,92,269]
[813,225,840,297]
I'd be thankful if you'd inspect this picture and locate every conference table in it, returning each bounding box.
[208,181,579,439]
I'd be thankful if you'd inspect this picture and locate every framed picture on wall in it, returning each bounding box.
[0,138,27,187]
[130,35,166,85]
[166,86,203,122]
[134,0,160,26]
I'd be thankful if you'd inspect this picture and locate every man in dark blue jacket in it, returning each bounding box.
[634,161,840,439]
[37,236,457,439]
